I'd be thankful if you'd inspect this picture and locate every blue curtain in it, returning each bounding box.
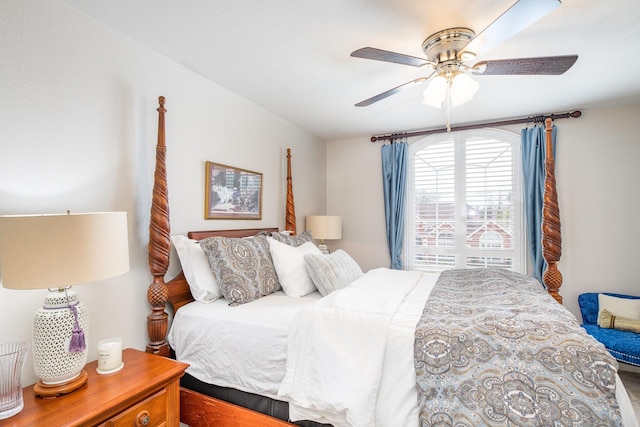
[381,142,407,270]
[521,124,556,282]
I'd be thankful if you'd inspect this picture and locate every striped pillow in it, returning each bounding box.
[304,250,363,296]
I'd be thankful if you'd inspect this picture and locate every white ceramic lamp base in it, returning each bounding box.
[32,290,88,398]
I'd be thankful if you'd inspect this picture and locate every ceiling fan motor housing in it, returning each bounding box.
[422,27,476,78]
[422,28,475,62]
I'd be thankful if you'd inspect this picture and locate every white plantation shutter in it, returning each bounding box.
[405,129,524,273]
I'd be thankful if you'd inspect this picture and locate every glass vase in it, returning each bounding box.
[0,341,29,420]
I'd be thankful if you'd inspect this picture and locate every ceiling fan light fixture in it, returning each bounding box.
[422,75,447,108]
[450,73,479,107]
[423,72,478,109]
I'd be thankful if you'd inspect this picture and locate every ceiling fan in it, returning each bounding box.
[351,0,578,108]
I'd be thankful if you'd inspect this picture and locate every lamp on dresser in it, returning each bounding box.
[305,215,342,254]
[0,212,129,398]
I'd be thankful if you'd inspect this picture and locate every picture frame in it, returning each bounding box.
[205,161,263,220]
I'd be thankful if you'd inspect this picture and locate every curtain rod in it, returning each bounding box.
[370,110,582,143]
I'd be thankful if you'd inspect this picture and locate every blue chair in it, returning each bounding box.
[578,292,640,367]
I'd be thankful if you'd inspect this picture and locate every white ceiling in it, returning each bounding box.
[60,0,640,141]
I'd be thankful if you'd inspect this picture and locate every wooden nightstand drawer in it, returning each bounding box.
[5,349,188,427]
[102,388,167,427]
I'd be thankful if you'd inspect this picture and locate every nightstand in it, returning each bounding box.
[2,348,189,426]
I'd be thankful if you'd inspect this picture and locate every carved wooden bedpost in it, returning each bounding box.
[541,118,563,304]
[285,148,297,235]
[146,96,171,356]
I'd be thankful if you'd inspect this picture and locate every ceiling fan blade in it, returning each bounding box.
[461,0,560,58]
[355,75,434,107]
[351,47,432,68]
[472,55,578,75]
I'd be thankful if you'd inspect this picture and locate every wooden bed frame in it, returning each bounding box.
[144,96,563,426]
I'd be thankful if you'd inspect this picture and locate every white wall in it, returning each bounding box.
[0,0,325,386]
[328,103,640,319]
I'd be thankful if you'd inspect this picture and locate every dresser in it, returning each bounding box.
[2,348,189,426]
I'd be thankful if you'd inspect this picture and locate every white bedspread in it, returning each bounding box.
[278,268,434,427]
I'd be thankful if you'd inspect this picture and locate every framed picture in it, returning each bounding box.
[205,161,263,220]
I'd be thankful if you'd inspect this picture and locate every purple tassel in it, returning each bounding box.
[68,304,86,352]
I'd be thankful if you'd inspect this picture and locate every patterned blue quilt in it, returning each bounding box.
[414,268,622,426]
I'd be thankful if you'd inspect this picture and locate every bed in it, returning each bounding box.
[144,97,639,426]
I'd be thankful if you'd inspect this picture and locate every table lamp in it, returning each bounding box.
[0,212,129,398]
[305,215,342,254]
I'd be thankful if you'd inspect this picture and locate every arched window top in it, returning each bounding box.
[410,128,520,152]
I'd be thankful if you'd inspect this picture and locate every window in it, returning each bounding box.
[404,129,523,273]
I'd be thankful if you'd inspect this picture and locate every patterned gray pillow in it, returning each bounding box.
[269,230,314,247]
[200,235,281,305]
[304,250,363,296]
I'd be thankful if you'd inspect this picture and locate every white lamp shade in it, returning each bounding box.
[305,215,342,240]
[0,212,130,290]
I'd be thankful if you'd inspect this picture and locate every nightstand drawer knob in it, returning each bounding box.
[136,410,150,426]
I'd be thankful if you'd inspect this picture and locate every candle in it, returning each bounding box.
[97,337,123,374]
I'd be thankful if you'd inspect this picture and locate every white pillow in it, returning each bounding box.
[171,235,221,303]
[304,250,363,296]
[598,294,640,321]
[267,237,321,297]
